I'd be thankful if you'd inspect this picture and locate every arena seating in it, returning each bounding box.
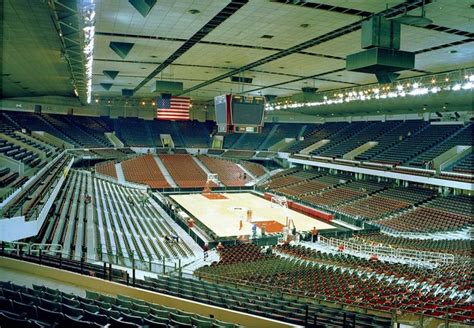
[2,112,76,146]
[41,114,108,148]
[355,120,426,161]
[409,124,473,167]
[92,176,194,264]
[175,121,212,148]
[0,281,238,328]
[221,150,255,159]
[378,195,473,232]
[95,161,117,179]
[197,155,251,186]
[286,122,349,153]
[196,244,472,323]
[452,153,474,174]
[63,115,113,147]
[0,138,42,168]
[353,232,472,257]
[115,118,154,147]
[300,180,389,208]
[230,125,272,150]
[159,154,209,188]
[259,123,304,150]
[240,161,266,178]
[38,170,91,260]
[90,148,134,159]
[2,154,70,219]
[260,169,320,190]
[336,186,436,221]
[276,244,468,290]
[121,154,169,189]
[371,124,461,165]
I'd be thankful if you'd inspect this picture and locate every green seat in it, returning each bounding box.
[100,294,116,305]
[117,298,133,308]
[85,290,100,301]
[149,313,169,325]
[192,317,214,328]
[130,309,148,318]
[171,312,192,325]
[150,308,169,318]
[132,302,149,313]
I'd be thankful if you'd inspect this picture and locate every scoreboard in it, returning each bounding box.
[214,94,265,133]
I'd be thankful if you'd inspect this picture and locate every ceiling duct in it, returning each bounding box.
[264,95,277,102]
[391,1,433,27]
[231,76,253,84]
[109,42,135,59]
[346,15,414,82]
[100,83,113,90]
[128,0,157,17]
[302,87,318,93]
[122,89,134,97]
[103,70,119,80]
[151,81,183,93]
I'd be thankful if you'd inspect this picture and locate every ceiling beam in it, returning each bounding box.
[177,0,429,96]
[133,0,249,93]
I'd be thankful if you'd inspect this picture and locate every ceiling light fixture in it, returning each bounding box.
[189,9,200,14]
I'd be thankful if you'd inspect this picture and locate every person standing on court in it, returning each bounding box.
[311,226,318,242]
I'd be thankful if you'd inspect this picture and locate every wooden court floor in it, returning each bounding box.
[170,193,334,238]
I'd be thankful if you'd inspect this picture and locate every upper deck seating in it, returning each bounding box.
[121,154,169,188]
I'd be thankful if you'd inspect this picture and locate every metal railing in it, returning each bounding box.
[319,236,455,265]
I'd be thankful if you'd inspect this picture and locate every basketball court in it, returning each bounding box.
[170,192,334,238]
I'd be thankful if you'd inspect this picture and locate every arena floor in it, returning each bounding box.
[170,192,334,238]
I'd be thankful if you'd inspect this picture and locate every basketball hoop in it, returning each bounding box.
[203,173,219,195]
[207,173,219,185]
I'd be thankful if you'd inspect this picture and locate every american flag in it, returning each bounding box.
[156,95,191,120]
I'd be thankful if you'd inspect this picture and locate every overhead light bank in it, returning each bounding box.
[265,68,474,111]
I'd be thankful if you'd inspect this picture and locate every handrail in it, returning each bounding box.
[319,236,455,265]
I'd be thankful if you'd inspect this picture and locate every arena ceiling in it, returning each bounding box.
[2,0,474,104]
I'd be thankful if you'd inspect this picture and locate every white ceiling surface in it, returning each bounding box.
[95,0,230,39]
[89,0,474,101]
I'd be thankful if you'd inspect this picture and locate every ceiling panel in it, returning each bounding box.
[95,0,231,39]
[256,54,343,77]
[175,43,278,67]
[202,1,360,49]
[424,0,474,33]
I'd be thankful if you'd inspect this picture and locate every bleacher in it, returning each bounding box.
[409,123,473,167]
[95,161,117,179]
[377,195,473,232]
[195,244,472,324]
[175,121,212,148]
[259,123,304,150]
[355,120,426,161]
[316,121,400,158]
[64,115,113,147]
[452,152,474,174]
[353,232,472,256]
[221,150,255,160]
[371,124,461,165]
[0,138,42,168]
[159,154,209,188]
[0,280,238,328]
[115,118,153,147]
[336,186,436,221]
[285,122,349,153]
[240,161,266,178]
[197,155,250,186]
[41,114,107,148]
[121,154,169,189]
[2,154,70,219]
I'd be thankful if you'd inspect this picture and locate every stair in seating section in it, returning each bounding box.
[192,156,225,187]
[258,124,279,150]
[115,162,125,183]
[85,172,96,261]
[153,156,178,188]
